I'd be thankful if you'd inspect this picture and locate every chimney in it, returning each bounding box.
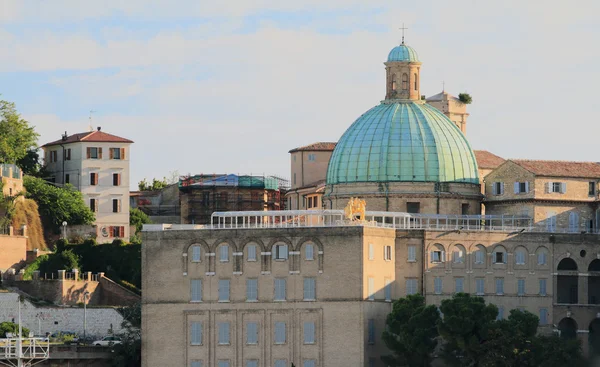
[97,126,101,131]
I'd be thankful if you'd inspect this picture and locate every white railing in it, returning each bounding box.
[0,337,50,366]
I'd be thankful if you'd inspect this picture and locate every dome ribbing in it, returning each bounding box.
[387,44,419,62]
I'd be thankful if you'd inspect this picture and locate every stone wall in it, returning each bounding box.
[0,292,124,338]
[0,233,27,274]
[98,276,140,306]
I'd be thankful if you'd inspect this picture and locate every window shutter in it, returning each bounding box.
[119,226,124,237]
[492,183,497,195]
[109,148,113,159]
[441,251,446,262]
[109,226,113,236]
[95,173,99,185]
[98,148,103,159]
[87,147,91,159]
[118,174,121,186]
[545,182,551,193]
[501,183,505,195]
[121,148,125,160]
[430,251,434,263]
[525,181,529,193]
[514,182,519,194]
[117,199,121,213]
[561,182,567,194]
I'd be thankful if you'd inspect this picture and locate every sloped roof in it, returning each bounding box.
[289,142,337,153]
[511,160,600,178]
[426,90,460,102]
[42,130,133,147]
[474,150,505,169]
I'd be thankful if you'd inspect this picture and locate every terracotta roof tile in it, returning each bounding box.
[511,159,600,178]
[289,142,337,153]
[474,150,505,169]
[42,130,133,147]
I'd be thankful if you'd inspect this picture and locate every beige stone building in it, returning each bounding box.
[426,90,469,134]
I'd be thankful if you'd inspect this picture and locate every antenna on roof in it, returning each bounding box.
[399,23,408,45]
[88,110,96,132]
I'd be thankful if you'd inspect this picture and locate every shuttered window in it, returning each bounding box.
[384,278,392,301]
[190,279,202,302]
[274,278,286,301]
[112,199,121,213]
[539,308,548,325]
[246,279,258,301]
[303,278,316,300]
[247,244,257,261]
[274,322,286,344]
[305,244,314,260]
[455,278,464,293]
[368,277,375,300]
[191,361,202,367]
[407,246,416,261]
[219,245,229,262]
[495,278,504,295]
[303,321,315,344]
[218,323,230,345]
[539,279,547,296]
[246,322,258,344]
[434,277,442,294]
[367,319,375,344]
[476,278,485,295]
[190,322,202,345]
[475,250,484,264]
[218,279,230,302]
[191,246,201,262]
[517,279,525,296]
[406,279,417,295]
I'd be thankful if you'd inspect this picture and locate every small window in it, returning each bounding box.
[461,203,469,215]
[274,360,286,367]
[218,279,230,302]
[407,245,416,262]
[112,199,120,213]
[452,248,464,263]
[274,322,286,344]
[246,361,258,367]
[384,279,392,301]
[246,322,258,344]
[218,361,230,367]
[303,321,315,344]
[111,148,121,160]
[537,251,547,265]
[190,322,202,345]
[246,279,258,301]
[90,172,98,186]
[539,308,548,325]
[89,198,97,212]
[539,279,547,296]
[434,277,442,294]
[307,153,316,161]
[549,182,565,193]
[274,278,286,301]
[514,182,529,194]
[406,279,417,295]
[431,250,444,263]
[384,246,392,261]
[475,249,484,264]
[391,74,397,91]
[515,250,526,265]
[247,244,257,261]
[191,361,203,367]
[65,174,70,184]
[218,323,230,345]
[517,279,525,296]
[368,244,374,260]
[414,73,418,90]
[274,244,288,260]
[303,360,316,367]
[219,245,229,262]
[492,182,504,195]
[495,278,504,295]
[367,319,375,344]
[476,278,484,295]
[497,307,504,320]
[90,147,99,159]
[407,202,420,214]
[190,279,202,302]
[367,277,375,300]
[401,73,408,90]
[589,182,596,196]
[305,244,314,260]
[303,277,316,301]
[112,226,123,238]
[113,173,120,186]
[455,277,464,293]
[191,246,201,262]
[494,251,506,264]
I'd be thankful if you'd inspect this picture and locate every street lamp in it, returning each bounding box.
[83,291,90,342]
[62,221,67,240]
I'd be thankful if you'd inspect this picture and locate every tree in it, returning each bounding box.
[137,177,167,191]
[0,181,22,227]
[23,176,95,234]
[382,294,441,367]
[529,334,584,367]
[112,303,141,367]
[16,149,48,177]
[0,99,39,164]
[437,293,498,367]
[0,321,30,338]
[458,93,472,104]
[130,208,151,234]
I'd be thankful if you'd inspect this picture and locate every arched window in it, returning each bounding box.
[514,247,528,265]
[391,74,397,91]
[402,73,408,90]
[305,243,314,260]
[492,245,507,264]
[473,245,486,265]
[535,246,549,266]
[452,245,465,264]
[414,73,418,90]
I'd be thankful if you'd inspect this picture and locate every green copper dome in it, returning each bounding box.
[326,101,479,184]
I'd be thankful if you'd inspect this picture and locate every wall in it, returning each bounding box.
[290,150,333,189]
[98,276,140,306]
[0,234,27,274]
[0,292,124,337]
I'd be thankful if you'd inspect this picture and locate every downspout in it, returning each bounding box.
[59,143,65,186]
[435,183,440,214]
[384,182,390,211]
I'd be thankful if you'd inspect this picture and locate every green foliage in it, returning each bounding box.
[529,334,584,367]
[130,208,151,234]
[23,176,95,233]
[16,149,48,177]
[0,181,22,227]
[23,249,80,279]
[119,280,141,295]
[137,177,167,191]
[0,321,30,338]
[55,238,68,252]
[382,294,441,367]
[437,293,499,366]
[0,99,39,164]
[112,303,141,367]
[458,93,472,104]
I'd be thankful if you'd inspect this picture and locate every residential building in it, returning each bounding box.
[41,127,133,242]
[130,183,181,224]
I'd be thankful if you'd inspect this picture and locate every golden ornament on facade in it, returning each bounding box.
[344,197,366,222]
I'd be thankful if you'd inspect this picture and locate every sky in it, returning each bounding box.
[1,0,599,190]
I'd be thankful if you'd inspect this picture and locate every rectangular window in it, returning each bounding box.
[431,250,444,263]
[190,322,202,345]
[218,361,230,367]
[493,182,503,195]
[495,278,504,295]
[407,245,416,261]
[192,246,201,262]
[220,245,229,262]
[514,182,529,194]
[112,226,124,238]
[247,245,257,261]
[476,278,485,295]
[274,361,286,367]
[90,198,97,212]
[191,361,203,367]
[246,279,258,301]
[274,278,286,301]
[547,212,557,232]
[385,279,392,301]
[367,319,375,344]
[539,308,548,325]
[406,279,417,295]
[453,249,464,263]
[65,174,70,184]
[455,277,464,293]
[274,244,288,260]
[303,360,316,367]
[539,279,547,296]
[218,279,230,302]
[590,182,596,196]
[515,251,525,265]
[111,147,121,160]
[517,279,525,296]
[552,182,562,193]
[497,307,504,320]
[494,252,506,264]
[246,361,258,367]
[434,277,442,294]
[368,277,375,300]
[461,203,469,215]
[308,153,316,161]
[113,173,120,186]
[190,279,202,302]
[303,321,315,344]
[475,250,484,264]
[384,245,392,261]
[368,244,374,260]
[369,358,376,367]
[303,277,316,300]
[305,244,314,260]
[274,322,286,344]
[89,147,99,159]
[246,322,258,344]
[112,199,121,213]
[218,322,230,345]
[406,202,420,214]
[90,172,98,186]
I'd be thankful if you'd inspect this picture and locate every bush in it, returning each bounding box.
[23,249,80,279]
[55,238,68,252]
[0,321,30,338]
[458,92,472,104]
